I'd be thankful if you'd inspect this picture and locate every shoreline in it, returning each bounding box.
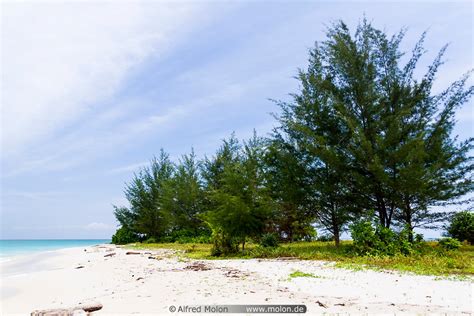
[1,244,472,315]
[0,239,111,260]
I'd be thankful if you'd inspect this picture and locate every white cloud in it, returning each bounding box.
[84,222,112,231]
[107,161,149,175]
[3,190,64,200]
[0,1,205,159]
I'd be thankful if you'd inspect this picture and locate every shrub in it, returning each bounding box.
[249,246,296,258]
[111,226,139,245]
[446,211,474,244]
[350,221,422,256]
[210,230,239,256]
[260,233,279,248]
[438,237,461,251]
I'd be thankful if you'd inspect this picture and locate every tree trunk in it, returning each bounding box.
[375,190,390,228]
[334,231,340,247]
[405,197,414,243]
[407,224,414,243]
[331,204,340,247]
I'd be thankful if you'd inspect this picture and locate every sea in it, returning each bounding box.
[0,239,111,260]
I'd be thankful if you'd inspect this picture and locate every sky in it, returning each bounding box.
[1,0,473,239]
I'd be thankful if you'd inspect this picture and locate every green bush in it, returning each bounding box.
[317,234,334,242]
[249,246,296,258]
[350,221,422,256]
[176,235,212,244]
[446,211,474,244]
[144,237,157,244]
[260,233,279,248]
[438,237,461,251]
[293,224,317,242]
[111,227,139,245]
[160,228,211,244]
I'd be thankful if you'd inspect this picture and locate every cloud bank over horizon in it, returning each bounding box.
[1,1,472,239]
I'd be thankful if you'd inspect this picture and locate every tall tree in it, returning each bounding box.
[201,133,271,252]
[113,150,174,239]
[162,150,207,236]
[264,135,315,242]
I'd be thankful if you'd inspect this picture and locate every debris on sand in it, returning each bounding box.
[222,268,250,279]
[184,262,212,271]
[75,265,85,269]
[104,253,116,257]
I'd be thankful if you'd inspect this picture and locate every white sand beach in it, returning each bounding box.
[0,245,472,315]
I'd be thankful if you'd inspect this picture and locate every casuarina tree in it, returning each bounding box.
[275,19,473,239]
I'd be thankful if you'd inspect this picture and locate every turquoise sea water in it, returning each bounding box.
[0,239,110,258]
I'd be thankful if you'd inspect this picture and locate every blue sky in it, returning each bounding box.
[1,1,473,239]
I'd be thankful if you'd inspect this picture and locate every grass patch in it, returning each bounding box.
[125,240,474,277]
[288,270,319,279]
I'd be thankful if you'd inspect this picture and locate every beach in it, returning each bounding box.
[0,244,472,315]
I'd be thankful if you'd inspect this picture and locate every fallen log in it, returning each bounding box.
[276,256,299,261]
[31,302,103,316]
[104,252,116,257]
[125,251,141,255]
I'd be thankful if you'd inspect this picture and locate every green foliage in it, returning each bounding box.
[111,226,139,245]
[446,211,474,244]
[116,150,174,239]
[209,229,240,256]
[264,138,315,242]
[128,241,474,276]
[144,237,157,244]
[438,237,462,251]
[162,151,207,234]
[260,233,279,248]
[175,235,212,244]
[167,229,212,244]
[112,18,473,260]
[350,221,422,256]
[112,150,209,242]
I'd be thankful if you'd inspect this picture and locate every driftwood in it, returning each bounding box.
[125,251,141,255]
[104,252,116,257]
[276,256,298,261]
[77,303,102,313]
[31,302,103,316]
[316,300,328,308]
